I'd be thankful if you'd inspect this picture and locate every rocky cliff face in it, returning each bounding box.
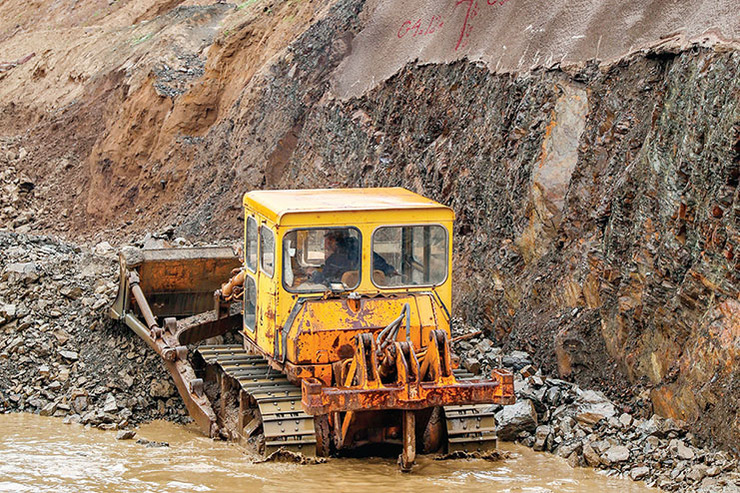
[0,0,738,454]
[273,46,740,452]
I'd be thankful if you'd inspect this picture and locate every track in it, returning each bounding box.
[443,370,498,453]
[197,344,317,456]
[197,346,497,457]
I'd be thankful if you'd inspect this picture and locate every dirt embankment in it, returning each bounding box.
[0,0,738,464]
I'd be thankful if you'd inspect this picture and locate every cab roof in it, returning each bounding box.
[243,188,454,223]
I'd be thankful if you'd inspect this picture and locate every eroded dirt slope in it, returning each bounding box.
[0,0,738,455]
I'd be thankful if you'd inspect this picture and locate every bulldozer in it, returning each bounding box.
[109,187,514,470]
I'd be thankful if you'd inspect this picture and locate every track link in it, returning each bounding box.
[197,344,317,456]
[443,370,498,453]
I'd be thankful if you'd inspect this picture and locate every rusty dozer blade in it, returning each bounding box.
[109,246,242,437]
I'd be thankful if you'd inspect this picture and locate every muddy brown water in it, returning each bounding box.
[0,413,655,492]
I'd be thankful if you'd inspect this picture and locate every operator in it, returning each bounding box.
[309,231,397,285]
[309,231,355,284]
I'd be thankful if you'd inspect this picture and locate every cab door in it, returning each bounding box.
[257,222,279,359]
[243,216,259,340]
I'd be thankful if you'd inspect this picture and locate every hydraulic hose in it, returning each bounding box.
[376,303,410,350]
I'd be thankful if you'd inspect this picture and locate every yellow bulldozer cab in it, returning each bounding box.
[241,188,455,383]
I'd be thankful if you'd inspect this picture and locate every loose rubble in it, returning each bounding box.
[0,139,38,236]
[452,323,740,492]
[0,232,188,432]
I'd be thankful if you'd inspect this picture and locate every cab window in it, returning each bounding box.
[246,217,258,272]
[283,228,361,292]
[260,226,275,277]
[372,225,447,287]
[244,275,256,331]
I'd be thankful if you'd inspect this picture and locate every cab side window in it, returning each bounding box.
[244,275,256,331]
[246,217,258,272]
[372,225,447,287]
[260,226,275,277]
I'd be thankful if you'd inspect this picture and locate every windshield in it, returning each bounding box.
[372,225,447,287]
[283,228,361,292]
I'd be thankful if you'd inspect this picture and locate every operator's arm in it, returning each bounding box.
[373,252,397,276]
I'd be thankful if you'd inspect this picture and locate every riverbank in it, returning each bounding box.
[1,232,738,492]
[451,332,740,492]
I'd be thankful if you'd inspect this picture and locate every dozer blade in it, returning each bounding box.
[109,246,243,437]
[110,246,242,320]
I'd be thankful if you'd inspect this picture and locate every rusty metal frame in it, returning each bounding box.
[302,330,515,415]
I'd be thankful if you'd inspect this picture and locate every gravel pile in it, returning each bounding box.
[0,232,187,430]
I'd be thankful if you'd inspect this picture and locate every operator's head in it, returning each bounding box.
[324,230,348,254]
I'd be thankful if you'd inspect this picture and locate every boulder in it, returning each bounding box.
[0,303,17,321]
[103,393,118,413]
[476,339,493,353]
[116,429,137,440]
[71,392,89,414]
[528,375,545,387]
[463,357,481,375]
[533,425,551,451]
[637,416,661,437]
[618,413,633,428]
[566,451,583,468]
[39,402,57,416]
[485,347,503,361]
[4,262,39,283]
[496,399,538,441]
[637,415,686,438]
[574,389,616,425]
[603,445,630,464]
[686,464,707,482]
[520,364,537,378]
[630,466,650,480]
[60,286,83,300]
[660,418,687,438]
[582,442,601,466]
[502,350,533,371]
[172,237,191,247]
[93,242,114,256]
[149,379,175,398]
[671,439,695,460]
[556,439,583,458]
[143,238,167,250]
[544,386,561,406]
[59,350,79,361]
